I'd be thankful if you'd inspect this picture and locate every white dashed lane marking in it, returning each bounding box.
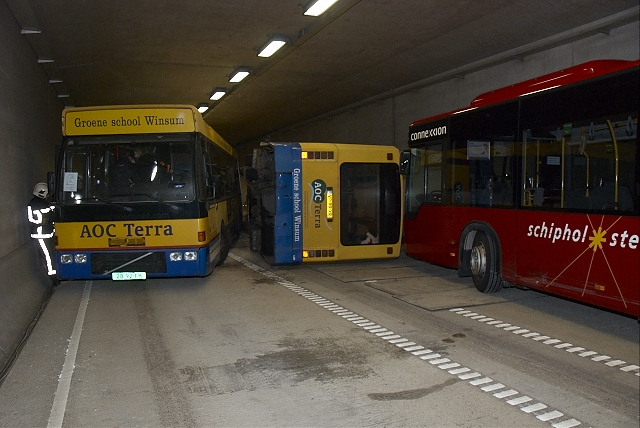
[449,308,640,377]
[229,252,585,428]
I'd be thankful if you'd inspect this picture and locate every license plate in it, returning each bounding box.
[112,271,146,281]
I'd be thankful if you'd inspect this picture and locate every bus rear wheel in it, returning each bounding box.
[470,231,502,293]
[217,223,231,266]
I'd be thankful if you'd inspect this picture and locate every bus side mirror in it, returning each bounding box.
[400,151,411,175]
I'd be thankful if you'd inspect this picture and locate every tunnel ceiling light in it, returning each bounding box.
[229,68,250,83]
[303,0,340,16]
[210,88,227,100]
[257,36,287,57]
[197,103,209,113]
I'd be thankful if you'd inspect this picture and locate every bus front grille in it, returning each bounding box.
[91,252,167,275]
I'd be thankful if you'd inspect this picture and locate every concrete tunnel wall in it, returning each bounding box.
[0,2,63,376]
[0,0,638,379]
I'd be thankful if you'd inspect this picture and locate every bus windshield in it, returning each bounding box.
[60,135,195,204]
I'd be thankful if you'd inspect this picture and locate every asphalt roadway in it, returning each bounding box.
[0,235,638,427]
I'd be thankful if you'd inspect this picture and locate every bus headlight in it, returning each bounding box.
[184,251,198,261]
[74,254,88,264]
[169,252,183,261]
[60,254,73,264]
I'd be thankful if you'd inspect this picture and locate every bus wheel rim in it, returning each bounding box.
[470,242,486,277]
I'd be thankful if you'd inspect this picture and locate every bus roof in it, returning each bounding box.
[62,104,236,156]
[410,59,640,127]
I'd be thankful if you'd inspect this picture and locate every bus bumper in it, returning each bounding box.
[55,247,212,280]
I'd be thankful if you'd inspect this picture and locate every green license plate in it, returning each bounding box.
[112,271,147,281]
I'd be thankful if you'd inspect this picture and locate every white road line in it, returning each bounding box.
[420,353,442,360]
[481,383,505,392]
[230,253,585,428]
[507,396,533,406]
[404,345,424,351]
[438,362,460,370]
[552,418,581,428]
[621,364,640,372]
[521,402,548,413]
[450,306,639,377]
[458,372,482,380]
[469,377,493,386]
[494,389,519,399]
[362,325,382,330]
[537,410,564,421]
[47,280,92,428]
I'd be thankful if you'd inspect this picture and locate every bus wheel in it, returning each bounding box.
[470,231,502,293]
[217,224,231,266]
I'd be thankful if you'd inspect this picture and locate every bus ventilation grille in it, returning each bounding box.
[91,251,167,275]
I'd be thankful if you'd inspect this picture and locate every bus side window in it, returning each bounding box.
[200,139,215,199]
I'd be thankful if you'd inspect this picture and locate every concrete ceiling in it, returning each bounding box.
[7,0,639,146]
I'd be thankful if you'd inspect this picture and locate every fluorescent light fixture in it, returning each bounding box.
[229,68,250,83]
[210,88,226,100]
[303,0,339,16]
[258,36,287,58]
[197,103,209,113]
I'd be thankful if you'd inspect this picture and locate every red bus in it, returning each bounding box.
[402,59,639,317]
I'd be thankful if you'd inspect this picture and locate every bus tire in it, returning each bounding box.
[470,231,502,293]
[217,223,231,266]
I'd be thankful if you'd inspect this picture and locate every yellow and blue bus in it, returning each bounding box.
[245,142,403,264]
[53,105,242,280]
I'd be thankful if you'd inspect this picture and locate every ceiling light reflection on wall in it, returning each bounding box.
[229,68,250,83]
[258,36,287,57]
[210,88,227,100]
[303,0,340,16]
